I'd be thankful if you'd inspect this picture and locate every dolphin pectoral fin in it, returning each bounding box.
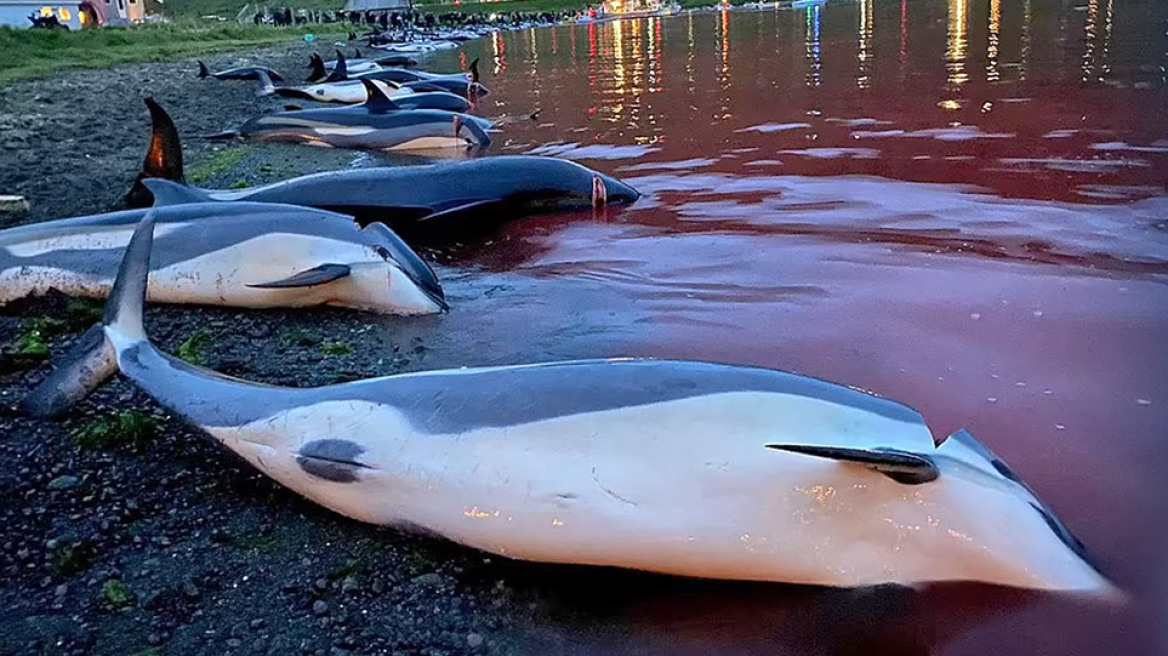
[765,444,940,485]
[247,263,352,289]
[20,323,117,418]
[140,179,214,206]
[418,199,504,222]
[296,439,372,483]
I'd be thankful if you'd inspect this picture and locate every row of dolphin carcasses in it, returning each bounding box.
[2,50,642,411]
[3,40,1116,597]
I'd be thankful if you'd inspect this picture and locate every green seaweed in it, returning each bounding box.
[102,579,135,608]
[75,411,160,452]
[321,342,354,357]
[175,331,211,366]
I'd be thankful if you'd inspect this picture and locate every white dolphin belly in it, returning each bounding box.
[209,391,1102,591]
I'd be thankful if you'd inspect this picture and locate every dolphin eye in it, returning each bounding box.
[374,245,391,259]
[316,89,324,95]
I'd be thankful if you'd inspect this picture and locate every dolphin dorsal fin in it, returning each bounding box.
[360,79,399,110]
[124,98,187,208]
[142,98,185,183]
[306,53,326,83]
[197,60,210,78]
[326,50,348,82]
[140,179,214,206]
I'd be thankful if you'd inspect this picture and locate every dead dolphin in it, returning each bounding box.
[197,60,284,82]
[0,191,445,316]
[257,73,471,112]
[357,56,477,85]
[296,52,485,103]
[68,213,1117,594]
[307,50,380,82]
[369,54,417,68]
[127,100,638,240]
[223,98,493,151]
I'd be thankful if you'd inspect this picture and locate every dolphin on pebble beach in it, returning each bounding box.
[55,212,1119,596]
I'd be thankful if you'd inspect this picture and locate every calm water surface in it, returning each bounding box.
[400,1,1168,653]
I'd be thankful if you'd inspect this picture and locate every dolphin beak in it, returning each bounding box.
[364,223,448,311]
[598,173,640,205]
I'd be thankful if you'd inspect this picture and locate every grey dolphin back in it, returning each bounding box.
[142,179,215,206]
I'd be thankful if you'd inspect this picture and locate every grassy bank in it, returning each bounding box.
[0,23,342,86]
[149,0,343,20]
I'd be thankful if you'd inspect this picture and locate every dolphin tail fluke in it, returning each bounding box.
[306,53,326,83]
[21,213,157,416]
[103,211,156,350]
[197,60,210,78]
[124,98,186,209]
[255,69,278,97]
[20,324,117,418]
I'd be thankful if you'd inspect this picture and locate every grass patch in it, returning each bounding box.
[74,411,160,452]
[187,147,249,184]
[64,298,105,329]
[102,578,135,607]
[175,330,211,365]
[0,22,344,86]
[1,317,57,373]
[320,341,353,357]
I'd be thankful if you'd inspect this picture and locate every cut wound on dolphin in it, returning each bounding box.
[248,264,351,288]
[765,444,940,485]
[296,439,371,483]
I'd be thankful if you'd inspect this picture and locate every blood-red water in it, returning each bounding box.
[405,2,1168,653]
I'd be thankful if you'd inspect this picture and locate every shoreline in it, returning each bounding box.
[0,41,536,656]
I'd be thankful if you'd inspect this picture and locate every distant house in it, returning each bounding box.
[97,0,144,24]
[0,0,139,27]
[343,0,411,11]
